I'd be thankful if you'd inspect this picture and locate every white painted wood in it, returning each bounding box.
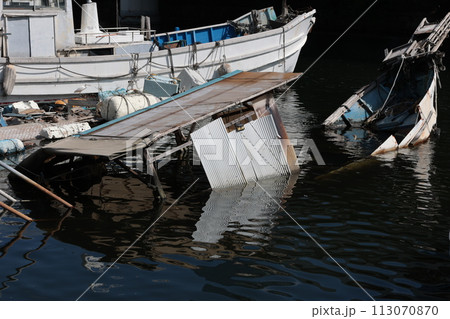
[6,17,30,57]
[371,135,398,156]
[29,16,55,57]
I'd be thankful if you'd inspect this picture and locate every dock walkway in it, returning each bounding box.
[43,71,300,158]
[16,71,300,199]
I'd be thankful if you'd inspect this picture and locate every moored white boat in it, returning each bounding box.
[0,1,315,104]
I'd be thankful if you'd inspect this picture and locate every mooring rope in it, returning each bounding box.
[380,55,406,112]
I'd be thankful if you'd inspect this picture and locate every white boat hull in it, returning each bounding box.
[0,10,315,104]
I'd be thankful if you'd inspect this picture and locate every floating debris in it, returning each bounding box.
[40,122,92,140]
[0,160,73,209]
[143,75,180,99]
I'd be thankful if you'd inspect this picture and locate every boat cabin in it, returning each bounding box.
[1,1,284,59]
[1,0,76,57]
[0,0,151,58]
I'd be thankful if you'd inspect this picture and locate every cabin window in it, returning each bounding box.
[3,1,66,9]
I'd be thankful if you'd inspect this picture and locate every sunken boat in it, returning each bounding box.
[323,12,450,156]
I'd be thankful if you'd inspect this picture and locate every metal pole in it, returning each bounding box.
[116,0,120,28]
[0,201,33,222]
[145,16,151,40]
[0,160,73,209]
[0,189,17,202]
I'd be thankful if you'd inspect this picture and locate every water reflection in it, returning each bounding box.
[192,175,296,246]
[0,209,71,292]
[323,127,387,159]
[398,143,442,231]
[3,172,298,279]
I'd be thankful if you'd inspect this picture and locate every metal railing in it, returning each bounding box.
[74,27,156,45]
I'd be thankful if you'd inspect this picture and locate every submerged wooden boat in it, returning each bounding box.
[324,12,450,156]
[0,1,315,104]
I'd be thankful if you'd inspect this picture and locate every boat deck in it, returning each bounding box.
[43,71,300,159]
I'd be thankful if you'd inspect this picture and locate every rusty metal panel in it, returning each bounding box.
[82,72,300,140]
[0,120,85,142]
[46,72,300,160]
[0,123,42,141]
[43,137,129,158]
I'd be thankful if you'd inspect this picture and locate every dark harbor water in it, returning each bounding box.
[1,36,449,301]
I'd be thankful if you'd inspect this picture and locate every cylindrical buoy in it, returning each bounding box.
[0,139,25,156]
[100,93,160,121]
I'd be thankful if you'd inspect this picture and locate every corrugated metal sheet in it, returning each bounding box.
[251,93,299,172]
[191,118,246,189]
[241,115,290,179]
[192,114,291,189]
[228,130,257,182]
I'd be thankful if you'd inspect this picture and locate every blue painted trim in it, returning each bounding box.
[77,70,243,137]
[155,24,238,48]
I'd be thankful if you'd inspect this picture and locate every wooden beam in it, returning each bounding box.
[146,149,166,200]
[0,201,33,222]
[0,160,73,209]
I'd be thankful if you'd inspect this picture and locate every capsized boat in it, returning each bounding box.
[0,1,315,104]
[323,12,450,156]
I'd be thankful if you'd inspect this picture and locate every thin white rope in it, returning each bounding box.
[76,178,199,301]
[274,0,380,105]
[380,55,406,112]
